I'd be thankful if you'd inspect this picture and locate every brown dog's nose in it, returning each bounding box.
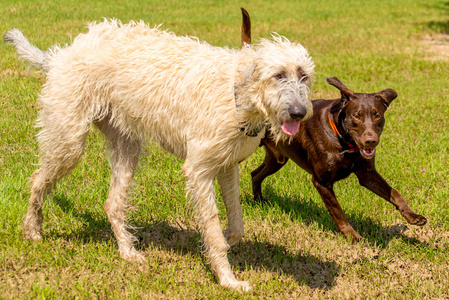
[288,106,307,120]
[364,136,378,148]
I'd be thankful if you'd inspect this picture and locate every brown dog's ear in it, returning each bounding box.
[241,8,251,48]
[376,88,398,108]
[326,77,355,101]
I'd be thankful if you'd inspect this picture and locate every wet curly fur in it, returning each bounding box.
[5,18,314,291]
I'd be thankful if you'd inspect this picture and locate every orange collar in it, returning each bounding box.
[328,113,358,153]
[328,113,342,138]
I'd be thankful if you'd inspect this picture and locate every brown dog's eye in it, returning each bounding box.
[372,109,381,120]
[300,75,308,82]
[275,72,286,80]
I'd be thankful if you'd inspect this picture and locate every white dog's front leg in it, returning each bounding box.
[217,164,244,246]
[183,162,252,291]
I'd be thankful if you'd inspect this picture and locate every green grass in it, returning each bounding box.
[1,0,449,298]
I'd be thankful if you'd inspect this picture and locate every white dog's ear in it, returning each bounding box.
[241,62,258,85]
[235,61,270,118]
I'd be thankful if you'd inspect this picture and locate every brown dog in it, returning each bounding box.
[240,9,427,241]
[251,77,427,241]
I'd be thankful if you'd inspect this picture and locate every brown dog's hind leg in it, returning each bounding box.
[312,176,362,243]
[251,139,288,202]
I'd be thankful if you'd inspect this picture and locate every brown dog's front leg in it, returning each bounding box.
[312,177,362,243]
[355,169,427,226]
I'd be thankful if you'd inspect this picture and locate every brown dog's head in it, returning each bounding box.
[327,77,397,159]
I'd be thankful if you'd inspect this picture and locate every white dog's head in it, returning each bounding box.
[236,34,314,142]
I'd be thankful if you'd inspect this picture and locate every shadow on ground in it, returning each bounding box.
[427,20,449,34]
[49,185,430,290]
[422,1,449,34]
[137,220,340,290]
[244,185,429,249]
[51,194,339,291]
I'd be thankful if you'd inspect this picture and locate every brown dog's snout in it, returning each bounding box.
[288,106,307,120]
[363,133,379,148]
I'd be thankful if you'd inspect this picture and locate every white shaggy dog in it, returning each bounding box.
[5,19,314,291]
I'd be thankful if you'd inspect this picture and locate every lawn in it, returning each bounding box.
[1,0,448,299]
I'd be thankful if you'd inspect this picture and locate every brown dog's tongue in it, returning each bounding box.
[281,121,300,135]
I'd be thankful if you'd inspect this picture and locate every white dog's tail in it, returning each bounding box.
[4,29,49,72]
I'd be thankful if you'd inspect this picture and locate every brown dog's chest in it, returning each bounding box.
[278,136,365,183]
[305,146,365,183]
[329,153,365,181]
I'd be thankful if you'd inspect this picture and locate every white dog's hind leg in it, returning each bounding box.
[217,164,244,246]
[23,119,89,240]
[96,119,145,262]
[183,161,252,291]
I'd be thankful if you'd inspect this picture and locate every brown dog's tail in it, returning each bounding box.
[241,8,251,47]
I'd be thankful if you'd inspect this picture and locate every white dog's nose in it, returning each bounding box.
[288,106,307,120]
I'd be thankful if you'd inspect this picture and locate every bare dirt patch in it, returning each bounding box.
[420,33,449,61]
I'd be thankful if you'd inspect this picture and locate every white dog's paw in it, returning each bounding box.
[221,278,253,292]
[223,230,243,247]
[219,272,252,292]
[23,229,42,241]
[120,249,147,263]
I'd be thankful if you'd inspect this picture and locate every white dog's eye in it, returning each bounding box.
[274,72,286,80]
[297,68,308,82]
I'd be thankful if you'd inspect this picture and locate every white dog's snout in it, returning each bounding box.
[283,82,311,109]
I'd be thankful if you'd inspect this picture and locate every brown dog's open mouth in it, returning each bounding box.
[360,147,375,159]
[281,121,301,135]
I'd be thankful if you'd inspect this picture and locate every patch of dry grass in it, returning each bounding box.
[419,33,449,61]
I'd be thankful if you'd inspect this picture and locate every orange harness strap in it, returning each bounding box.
[328,113,358,153]
[328,114,341,137]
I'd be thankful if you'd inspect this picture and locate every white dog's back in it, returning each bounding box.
[34,20,244,159]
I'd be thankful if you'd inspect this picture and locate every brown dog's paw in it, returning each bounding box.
[403,212,427,226]
[342,226,363,243]
[252,193,267,203]
[410,214,427,226]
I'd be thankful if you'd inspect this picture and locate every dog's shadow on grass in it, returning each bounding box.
[136,220,340,290]
[49,194,113,242]
[52,194,339,290]
[250,186,429,249]
[50,188,428,290]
